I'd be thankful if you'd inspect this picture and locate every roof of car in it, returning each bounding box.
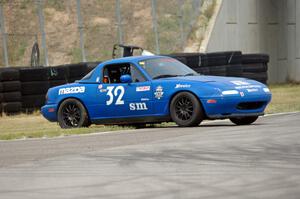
[101,55,167,65]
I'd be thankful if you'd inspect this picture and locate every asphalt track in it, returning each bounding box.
[0,112,300,199]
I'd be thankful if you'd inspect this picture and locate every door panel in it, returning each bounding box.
[93,82,153,119]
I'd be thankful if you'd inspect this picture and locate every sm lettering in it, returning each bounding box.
[129,103,148,111]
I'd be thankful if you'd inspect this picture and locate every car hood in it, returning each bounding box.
[165,75,268,91]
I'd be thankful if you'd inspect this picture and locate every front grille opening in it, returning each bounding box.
[237,101,266,110]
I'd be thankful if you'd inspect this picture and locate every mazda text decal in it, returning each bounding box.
[58,86,85,95]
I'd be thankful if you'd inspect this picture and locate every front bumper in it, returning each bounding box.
[41,104,57,122]
[207,112,264,119]
[201,94,271,119]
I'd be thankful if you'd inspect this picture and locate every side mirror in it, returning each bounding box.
[120,74,132,83]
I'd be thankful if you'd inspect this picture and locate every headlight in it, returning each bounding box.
[222,90,239,95]
[263,88,270,93]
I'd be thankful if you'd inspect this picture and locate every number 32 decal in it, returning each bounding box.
[106,86,125,105]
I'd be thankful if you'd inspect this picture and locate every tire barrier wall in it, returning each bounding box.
[0,68,22,114]
[0,62,101,115]
[0,52,268,115]
[168,52,269,84]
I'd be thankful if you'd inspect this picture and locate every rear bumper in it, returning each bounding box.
[41,104,57,122]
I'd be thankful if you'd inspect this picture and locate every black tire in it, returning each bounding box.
[242,54,269,64]
[48,66,69,80]
[21,81,49,95]
[242,63,268,73]
[3,92,22,102]
[194,67,210,75]
[226,64,243,77]
[20,67,49,81]
[167,53,202,68]
[206,51,242,66]
[230,116,258,125]
[0,93,3,103]
[242,72,268,84]
[208,66,227,76]
[0,68,20,81]
[22,94,45,108]
[2,102,22,114]
[2,81,21,92]
[49,80,67,87]
[57,98,90,128]
[170,92,204,127]
[66,63,88,78]
[68,77,82,83]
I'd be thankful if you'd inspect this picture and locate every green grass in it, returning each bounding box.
[0,113,132,140]
[265,84,300,114]
[0,84,299,140]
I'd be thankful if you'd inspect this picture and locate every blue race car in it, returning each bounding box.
[41,56,272,128]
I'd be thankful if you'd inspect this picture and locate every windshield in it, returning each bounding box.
[138,57,198,79]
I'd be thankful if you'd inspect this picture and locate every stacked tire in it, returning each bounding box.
[241,54,269,84]
[20,67,49,112]
[167,51,268,84]
[0,62,101,115]
[67,63,90,83]
[48,65,68,88]
[169,51,243,77]
[0,68,22,115]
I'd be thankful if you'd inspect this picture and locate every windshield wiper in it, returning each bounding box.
[152,74,179,79]
[183,73,197,76]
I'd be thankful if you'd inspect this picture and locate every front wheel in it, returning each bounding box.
[230,116,258,125]
[57,98,90,128]
[170,92,204,127]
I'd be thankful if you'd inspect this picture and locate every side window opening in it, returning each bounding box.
[130,65,146,83]
[102,63,146,83]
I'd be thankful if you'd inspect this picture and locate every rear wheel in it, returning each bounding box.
[170,92,204,127]
[57,98,90,128]
[230,116,258,125]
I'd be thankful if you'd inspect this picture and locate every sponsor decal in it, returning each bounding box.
[175,84,191,89]
[154,86,164,99]
[240,92,245,97]
[58,86,85,95]
[96,77,100,82]
[247,88,258,92]
[235,85,261,89]
[136,86,151,92]
[98,84,107,93]
[141,98,149,101]
[222,90,239,95]
[231,80,250,86]
[129,102,148,111]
